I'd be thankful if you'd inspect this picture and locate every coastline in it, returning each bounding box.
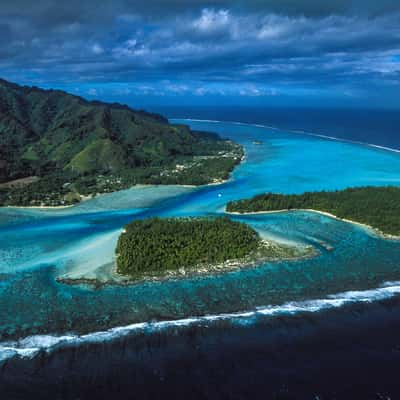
[0,158,241,211]
[3,280,400,367]
[6,204,76,210]
[174,118,400,154]
[3,193,95,210]
[2,117,400,379]
[227,208,400,241]
[57,240,316,289]
[1,182,220,211]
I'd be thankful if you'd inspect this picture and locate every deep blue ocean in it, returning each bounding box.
[1,107,400,399]
[158,106,400,151]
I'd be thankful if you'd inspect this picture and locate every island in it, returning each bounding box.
[0,78,243,207]
[113,216,312,282]
[226,186,400,238]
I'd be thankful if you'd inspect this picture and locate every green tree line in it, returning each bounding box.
[227,186,400,236]
[116,217,261,278]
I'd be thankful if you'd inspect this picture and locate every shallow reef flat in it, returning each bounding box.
[0,120,399,345]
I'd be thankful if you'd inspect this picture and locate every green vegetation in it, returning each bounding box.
[0,79,243,206]
[116,217,262,279]
[226,186,400,236]
[115,216,312,282]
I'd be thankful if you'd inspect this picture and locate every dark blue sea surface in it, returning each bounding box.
[158,106,400,151]
[1,116,400,398]
[3,297,400,399]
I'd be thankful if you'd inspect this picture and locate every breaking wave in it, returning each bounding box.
[175,118,400,154]
[2,280,400,363]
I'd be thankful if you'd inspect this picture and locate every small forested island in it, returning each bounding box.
[115,217,309,281]
[226,186,400,237]
[0,78,243,207]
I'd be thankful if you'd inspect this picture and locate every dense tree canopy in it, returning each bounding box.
[116,217,261,278]
[0,78,243,206]
[227,186,400,236]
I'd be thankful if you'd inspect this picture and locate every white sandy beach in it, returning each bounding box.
[227,208,400,241]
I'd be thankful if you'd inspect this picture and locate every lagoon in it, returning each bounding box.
[0,119,400,358]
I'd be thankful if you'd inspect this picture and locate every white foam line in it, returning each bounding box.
[175,118,222,124]
[172,118,400,154]
[2,281,400,363]
[291,130,400,154]
[173,118,279,131]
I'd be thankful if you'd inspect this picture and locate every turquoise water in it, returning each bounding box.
[0,120,399,356]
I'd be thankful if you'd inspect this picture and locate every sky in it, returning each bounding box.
[0,0,399,109]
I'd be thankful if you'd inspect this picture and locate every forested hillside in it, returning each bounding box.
[0,79,242,206]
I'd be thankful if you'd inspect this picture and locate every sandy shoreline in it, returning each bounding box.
[1,174,234,211]
[58,239,316,288]
[227,208,400,241]
[6,204,76,210]
[0,149,244,211]
[2,184,208,210]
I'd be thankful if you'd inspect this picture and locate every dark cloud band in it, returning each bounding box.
[0,0,399,106]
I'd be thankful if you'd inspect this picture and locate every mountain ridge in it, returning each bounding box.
[0,79,242,206]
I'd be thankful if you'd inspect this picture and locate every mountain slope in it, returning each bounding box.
[0,79,242,206]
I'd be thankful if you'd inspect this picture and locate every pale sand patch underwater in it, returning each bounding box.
[1,181,227,212]
[227,208,400,241]
[57,237,315,288]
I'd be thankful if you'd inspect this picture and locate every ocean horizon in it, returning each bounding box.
[155,106,400,151]
[2,0,400,397]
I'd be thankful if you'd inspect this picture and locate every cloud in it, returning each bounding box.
[238,85,279,97]
[192,8,230,33]
[164,83,190,94]
[0,1,399,106]
[1,0,399,21]
[91,43,104,55]
[87,88,98,95]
